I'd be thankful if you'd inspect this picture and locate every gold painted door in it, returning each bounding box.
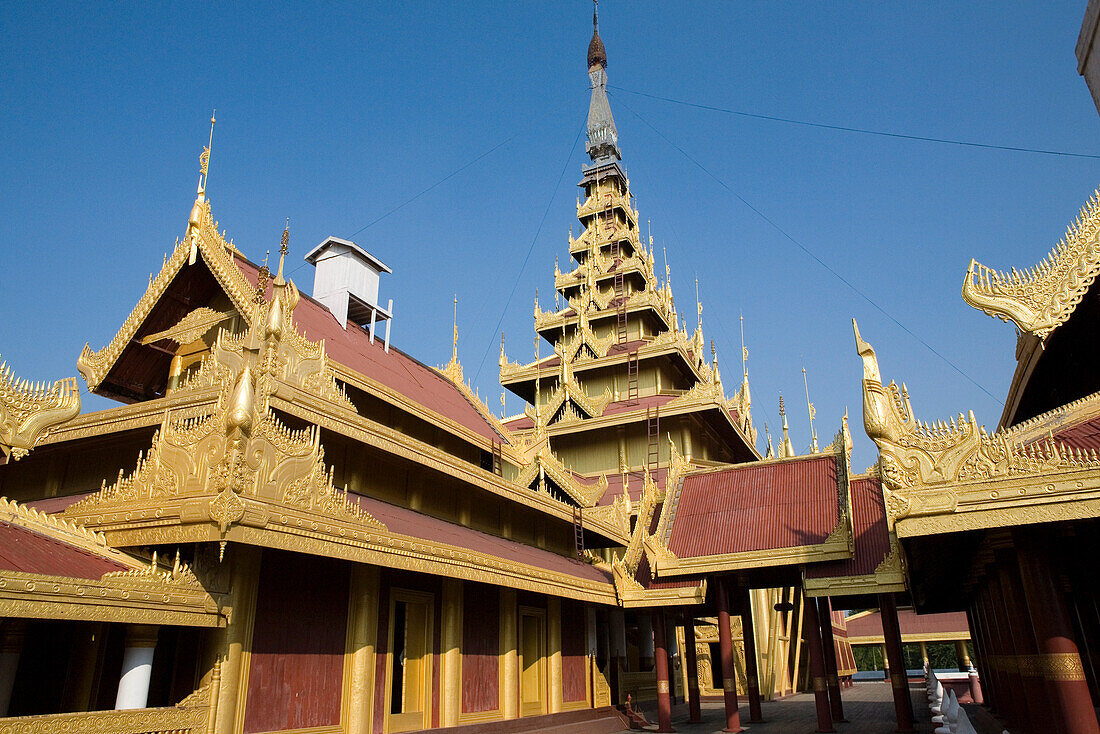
[387,592,434,733]
[519,609,546,717]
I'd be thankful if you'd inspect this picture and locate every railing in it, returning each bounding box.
[0,667,216,734]
[927,666,988,734]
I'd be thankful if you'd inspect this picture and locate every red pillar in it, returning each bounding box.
[802,590,836,733]
[817,597,847,722]
[716,579,744,733]
[652,611,675,733]
[1015,528,1100,734]
[878,593,915,733]
[737,587,764,723]
[682,615,702,724]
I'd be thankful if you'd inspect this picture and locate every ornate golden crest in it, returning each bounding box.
[0,358,80,463]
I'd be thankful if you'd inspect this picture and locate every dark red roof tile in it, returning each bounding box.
[236,257,503,445]
[845,608,970,639]
[666,454,840,559]
[806,476,890,579]
[0,520,127,579]
[349,493,612,585]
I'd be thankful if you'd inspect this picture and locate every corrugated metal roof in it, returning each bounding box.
[845,608,970,639]
[348,493,612,585]
[1054,413,1100,450]
[805,476,890,579]
[0,519,127,579]
[235,257,504,445]
[666,454,840,559]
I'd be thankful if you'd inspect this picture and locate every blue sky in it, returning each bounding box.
[2,2,1098,469]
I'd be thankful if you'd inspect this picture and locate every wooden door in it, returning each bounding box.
[519,609,546,717]
[386,591,434,733]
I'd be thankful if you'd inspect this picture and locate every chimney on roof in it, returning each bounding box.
[304,237,393,338]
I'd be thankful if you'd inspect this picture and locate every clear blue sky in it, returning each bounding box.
[2,2,1098,470]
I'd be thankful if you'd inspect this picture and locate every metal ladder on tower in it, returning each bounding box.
[645,406,660,480]
[625,350,639,405]
[572,506,585,559]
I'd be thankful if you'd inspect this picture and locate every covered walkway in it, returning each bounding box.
[639,682,938,734]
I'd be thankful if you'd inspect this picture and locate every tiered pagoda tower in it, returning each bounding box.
[499,15,759,524]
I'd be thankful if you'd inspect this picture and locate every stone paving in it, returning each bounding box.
[638,681,934,734]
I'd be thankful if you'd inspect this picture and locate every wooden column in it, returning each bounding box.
[802,592,836,733]
[609,608,626,705]
[638,614,655,671]
[878,593,914,734]
[441,578,463,727]
[737,587,764,723]
[816,597,845,723]
[955,640,971,672]
[995,554,1051,732]
[548,596,563,714]
[682,615,702,724]
[919,642,929,670]
[216,545,261,734]
[1015,527,1100,734]
[0,620,26,717]
[716,579,743,733]
[973,585,1002,715]
[986,572,1027,727]
[347,566,380,734]
[652,611,674,733]
[501,589,518,719]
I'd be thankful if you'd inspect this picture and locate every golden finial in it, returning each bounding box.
[710,339,717,367]
[274,218,289,284]
[501,390,506,417]
[740,312,748,379]
[452,294,459,365]
[198,110,216,195]
[779,394,795,458]
[802,365,818,453]
[764,422,775,459]
[254,251,270,303]
[695,275,702,332]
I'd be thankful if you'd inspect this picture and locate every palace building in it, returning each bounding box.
[7,8,1100,734]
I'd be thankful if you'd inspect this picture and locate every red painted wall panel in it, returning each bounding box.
[561,600,587,703]
[462,583,499,713]
[243,550,349,734]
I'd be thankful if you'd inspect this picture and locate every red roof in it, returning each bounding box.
[665,454,841,559]
[806,476,890,580]
[0,519,127,579]
[349,493,612,586]
[845,608,970,640]
[1053,414,1100,450]
[235,257,503,445]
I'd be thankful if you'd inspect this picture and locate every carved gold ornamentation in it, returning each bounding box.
[0,663,216,733]
[78,192,255,389]
[855,319,1100,536]
[514,448,607,507]
[962,189,1100,339]
[0,358,80,463]
[140,307,232,346]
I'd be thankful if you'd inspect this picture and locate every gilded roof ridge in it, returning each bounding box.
[962,188,1100,339]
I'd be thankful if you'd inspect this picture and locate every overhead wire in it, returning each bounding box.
[471,119,587,384]
[609,85,1100,160]
[612,93,1001,404]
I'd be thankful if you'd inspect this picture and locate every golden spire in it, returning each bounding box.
[695,275,703,333]
[802,365,818,453]
[452,294,459,365]
[198,110,215,195]
[764,422,775,459]
[740,313,748,380]
[779,394,794,458]
[274,218,289,286]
